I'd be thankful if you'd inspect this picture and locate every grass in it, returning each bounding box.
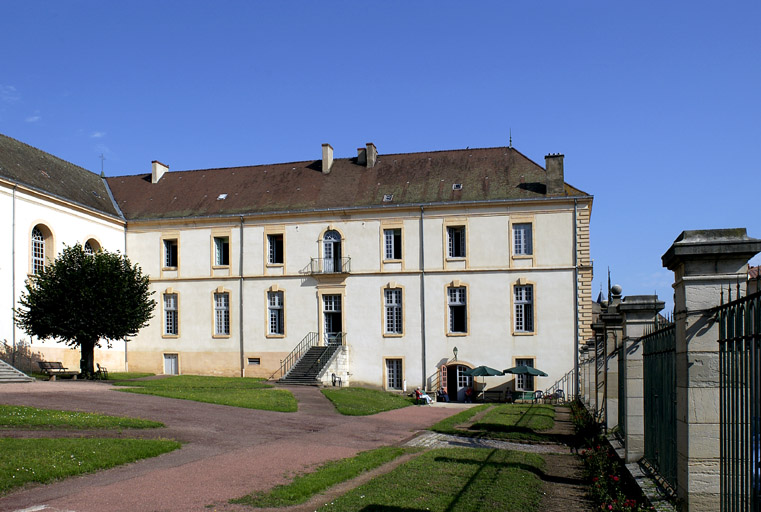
[318,447,545,512]
[232,446,416,507]
[0,405,163,429]
[106,372,154,380]
[0,437,180,495]
[469,403,555,440]
[113,375,298,412]
[321,387,414,416]
[430,403,556,442]
[429,404,492,434]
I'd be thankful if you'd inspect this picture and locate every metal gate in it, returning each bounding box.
[643,320,677,491]
[718,286,761,512]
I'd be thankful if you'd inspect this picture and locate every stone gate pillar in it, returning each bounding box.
[619,295,664,463]
[662,229,761,511]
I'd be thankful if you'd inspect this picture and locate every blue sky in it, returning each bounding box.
[2,1,759,312]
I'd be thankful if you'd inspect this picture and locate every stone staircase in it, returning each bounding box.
[279,345,339,386]
[0,359,35,383]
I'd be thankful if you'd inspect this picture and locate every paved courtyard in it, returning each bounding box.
[0,380,467,512]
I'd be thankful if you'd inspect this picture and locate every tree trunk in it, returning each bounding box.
[79,338,96,379]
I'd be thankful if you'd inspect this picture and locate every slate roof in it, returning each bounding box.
[106,146,590,221]
[0,133,121,218]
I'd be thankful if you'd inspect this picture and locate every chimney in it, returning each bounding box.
[365,142,377,168]
[544,153,565,195]
[357,147,367,166]
[151,160,168,183]
[322,143,333,174]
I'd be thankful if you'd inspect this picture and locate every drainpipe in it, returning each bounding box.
[419,206,427,389]
[11,185,17,367]
[239,216,245,377]
[573,199,579,398]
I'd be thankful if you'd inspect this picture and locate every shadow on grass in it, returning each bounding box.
[433,453,585,486]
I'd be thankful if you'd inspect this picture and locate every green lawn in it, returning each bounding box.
[113,375,298,412]
[0,437,180,495]
[0,405,163,429]
[469,403,555,440]
[430,403,556,442]
[105,372,155,380]
[321,387,414,415]
[319,447,544,512]
[232,446,416,507]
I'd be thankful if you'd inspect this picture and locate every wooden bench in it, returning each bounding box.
[482,390,503,402]
[37,361,79,381]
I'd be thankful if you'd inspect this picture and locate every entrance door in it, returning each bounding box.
[323,230,342,272]
[323,294,342,345]
[446,364,473,402]
[163,354,178,375]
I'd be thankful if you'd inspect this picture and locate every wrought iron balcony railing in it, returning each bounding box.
[304,257,351,275]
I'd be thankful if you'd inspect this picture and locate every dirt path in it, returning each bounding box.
[0,383,590,512]
[0,381,461,512]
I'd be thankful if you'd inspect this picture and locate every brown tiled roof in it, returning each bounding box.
[106,146,591,221]
[0,134,120,217]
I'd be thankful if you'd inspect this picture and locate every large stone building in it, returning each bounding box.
[1,134,593,397]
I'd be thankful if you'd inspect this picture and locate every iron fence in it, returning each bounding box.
[718,285,761,512]
[643,319,677,491]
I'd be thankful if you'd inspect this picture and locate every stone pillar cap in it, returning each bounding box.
[662,228,761,271]
[619,295,665,312]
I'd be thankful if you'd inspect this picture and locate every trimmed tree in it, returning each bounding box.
[15,244,155,378]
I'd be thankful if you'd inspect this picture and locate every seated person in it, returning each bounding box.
[415,388,432,404]
[436,388,449,402]
[465,386,474,403]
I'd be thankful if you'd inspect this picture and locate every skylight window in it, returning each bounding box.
[383,194,393,202]
[452,183,463,191]
[217,194,227,200]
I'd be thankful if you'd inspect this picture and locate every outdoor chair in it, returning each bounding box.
[533,390,544,403]
[96,364,108,380]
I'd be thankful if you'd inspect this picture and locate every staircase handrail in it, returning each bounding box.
[544,368,575,401]
[269,332,319,381]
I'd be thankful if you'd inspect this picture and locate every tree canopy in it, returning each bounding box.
[15,244,155,378]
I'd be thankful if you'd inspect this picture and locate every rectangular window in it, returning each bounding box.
[214,292,230,336]
[383,228,402,260]
[164,239,178,268]
[164,293,178,335]
[384,289,403,334]
[214,236,230,266]
[268,234,284,264]
[268,291,284,335]
[513,223,533,255]
[448,286,467,333]
[248,357,261,365]
[447,226,466,258]
[386,359,403,390]
[516,358,535,391]
[514,285,534,333]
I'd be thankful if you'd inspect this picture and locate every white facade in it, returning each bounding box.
[124,200,589,395]
[0,178,125,369]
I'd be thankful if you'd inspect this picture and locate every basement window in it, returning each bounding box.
[248,358,261,365]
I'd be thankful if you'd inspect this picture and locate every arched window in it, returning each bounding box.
[31,227,46,274]
[323,230,342,272]
[84,238,101,255]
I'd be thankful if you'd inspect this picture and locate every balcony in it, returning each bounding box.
[303,257,351,275]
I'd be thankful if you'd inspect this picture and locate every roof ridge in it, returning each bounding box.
[111,145,534,178]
